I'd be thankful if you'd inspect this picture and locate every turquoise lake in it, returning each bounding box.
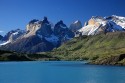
[0,61,125,83]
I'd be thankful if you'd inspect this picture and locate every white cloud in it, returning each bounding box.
[0,31,4,33]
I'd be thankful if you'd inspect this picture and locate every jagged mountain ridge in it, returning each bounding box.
[69,20,82,32]
[0,29,25,46]
[77,15,125,36]
[0,17,78,53]
[0,15,125,53]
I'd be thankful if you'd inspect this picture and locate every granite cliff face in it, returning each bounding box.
[69,20,82,32]
[25,17,53,38]
[0,17,77,53]
[1,15,125,54]
[0,29,25,46]
[1,29,25,42]
[54,20,74,44]
[1,35,54,53]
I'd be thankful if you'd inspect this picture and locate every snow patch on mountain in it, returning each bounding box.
[0,40,10,46]
[45,34,59,44]
[112,15,125,20]
[79,25,96,35]
[60,25,67,29]
[70,20,82,32]
[74,20,79,24]
[78,15,125,36]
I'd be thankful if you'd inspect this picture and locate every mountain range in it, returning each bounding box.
[0,15,125,54]
[76,15,125,36]
[0,17,81,53]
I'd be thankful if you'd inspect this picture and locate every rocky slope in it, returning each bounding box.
[44,32,125,65]
[77,15,125,36]
[1,35,54,53]
[0,29,25,46]
[89,54,125,66]
[0,35,3,40]
[45,15,125,65]
[0,35,3,44]
[1,15,125,64]
[69,20,82,32]
[0,17,76,53]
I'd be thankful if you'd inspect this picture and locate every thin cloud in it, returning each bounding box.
[0,31,4,33]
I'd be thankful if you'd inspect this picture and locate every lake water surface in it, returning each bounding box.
[0,61,125,83]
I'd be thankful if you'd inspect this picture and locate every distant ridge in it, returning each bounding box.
[0,15,125,54]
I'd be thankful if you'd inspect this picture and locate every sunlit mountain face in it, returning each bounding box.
[0,17,77,53]
[0,15,125,53]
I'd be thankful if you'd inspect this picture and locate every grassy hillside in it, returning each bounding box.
[44,32,125,65]
[1,31,125,64]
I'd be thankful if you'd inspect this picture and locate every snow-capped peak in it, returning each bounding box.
[74,20,79,24]
[45,34,59,46]
[0,29,25,46]
[0,40,10,46]
[77,15,125,36]
[112,15,125,20]
[70,20,82,32]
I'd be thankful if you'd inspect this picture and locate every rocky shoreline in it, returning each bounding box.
[89,54,125,66]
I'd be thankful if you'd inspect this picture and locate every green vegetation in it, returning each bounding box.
[0,50,31,61]
[43,32,125,65]
[1,32,125,65]
[0,50,59,61]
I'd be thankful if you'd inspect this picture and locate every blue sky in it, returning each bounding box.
[0,0,125,35]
